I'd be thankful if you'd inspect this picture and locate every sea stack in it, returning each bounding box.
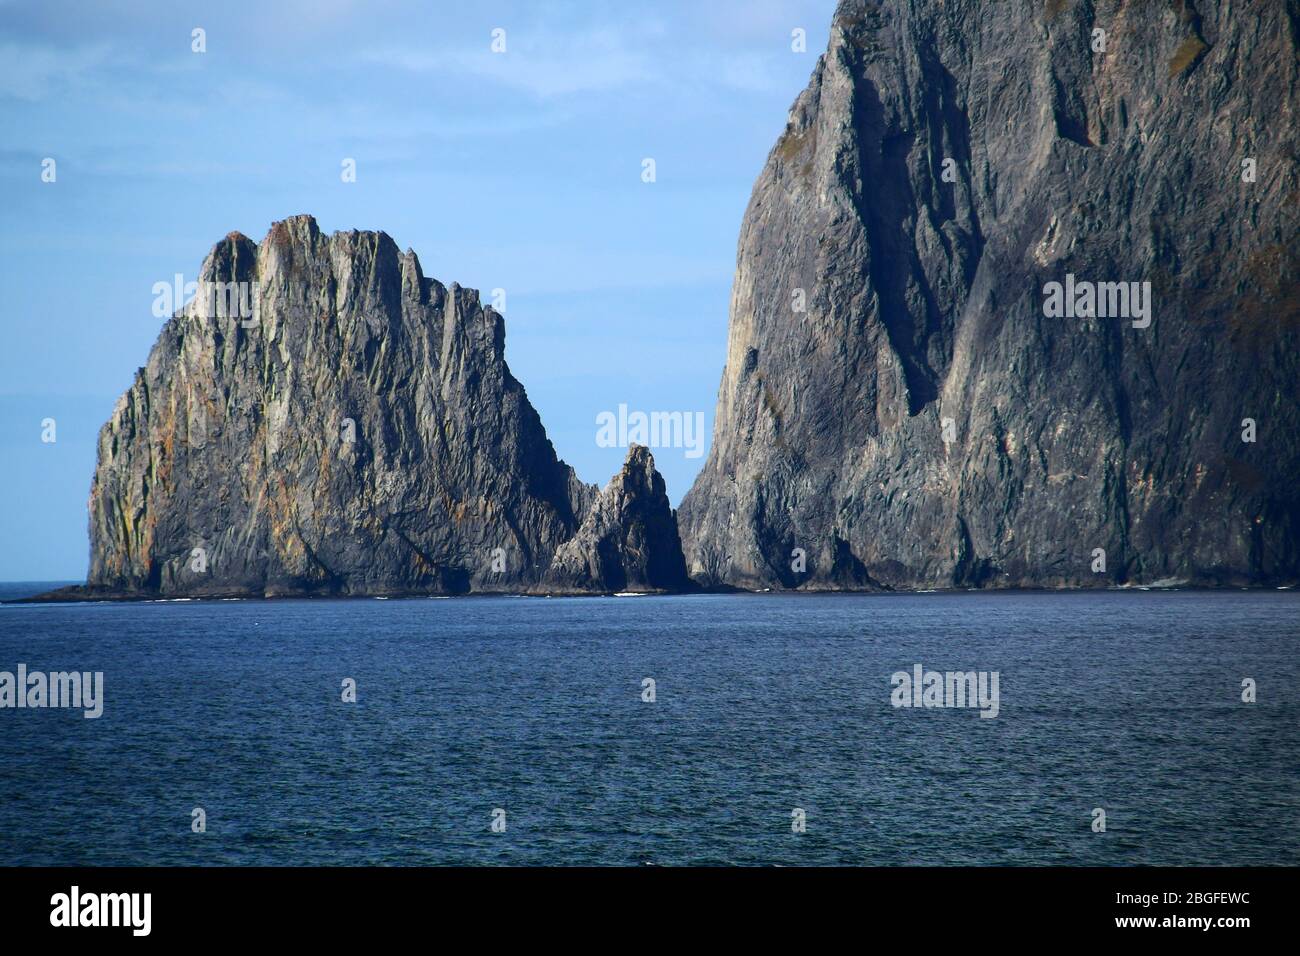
[75,215,681,598]
[542,445,692,594]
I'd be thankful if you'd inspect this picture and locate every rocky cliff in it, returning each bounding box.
[680,0,1300,589]
[542,445,691,594]
[71,215,684,598]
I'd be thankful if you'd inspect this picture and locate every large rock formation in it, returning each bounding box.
[680,0,1300,589]
[71,215,684,598]
[542,445,691,594]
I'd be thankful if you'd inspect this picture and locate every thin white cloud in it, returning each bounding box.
[359,26,659,98]
[360,19,806,102]
[0,42,112,100]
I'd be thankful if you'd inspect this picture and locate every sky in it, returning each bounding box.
[0,0,835,581]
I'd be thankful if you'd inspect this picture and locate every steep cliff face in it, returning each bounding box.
[86,215,603,597]
[681,0,1300,589]
[542,445,691,594]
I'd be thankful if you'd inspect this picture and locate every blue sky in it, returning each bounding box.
[0,0,834,581]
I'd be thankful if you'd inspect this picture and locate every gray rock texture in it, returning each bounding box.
[541,445,691,594]
[680,0,1300,590]
[79,215,615,597]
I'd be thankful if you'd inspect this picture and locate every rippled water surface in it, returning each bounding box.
[1,585,1297,865]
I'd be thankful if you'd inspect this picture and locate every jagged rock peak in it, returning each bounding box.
[79,217,600,599]
[541,445,691,594]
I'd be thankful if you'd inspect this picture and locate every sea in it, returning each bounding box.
[1,583,1296,866]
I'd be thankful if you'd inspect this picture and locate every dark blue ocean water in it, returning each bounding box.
[1,584,1297,866]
